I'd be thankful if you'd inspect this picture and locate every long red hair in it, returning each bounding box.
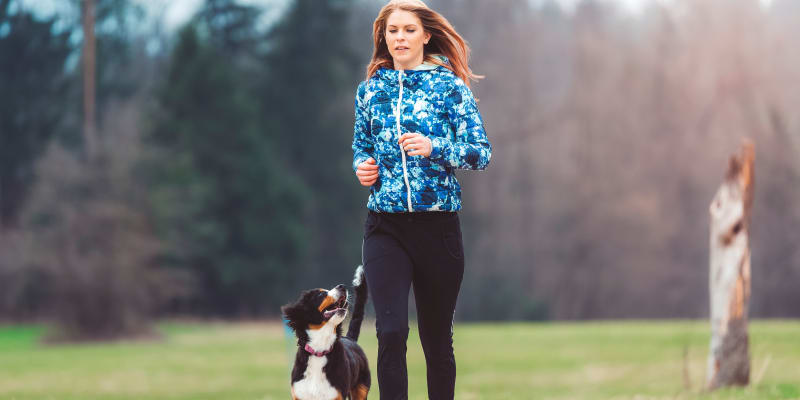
[366,0,483,87]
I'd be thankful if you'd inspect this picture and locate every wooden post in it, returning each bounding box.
[82,0,97,162]
[707,140,754,390]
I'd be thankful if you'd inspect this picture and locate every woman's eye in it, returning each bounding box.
[407,30,416,33]
[388,30,397,33]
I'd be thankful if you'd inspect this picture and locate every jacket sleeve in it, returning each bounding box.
[429,78,492,170]
[351,81,373,172]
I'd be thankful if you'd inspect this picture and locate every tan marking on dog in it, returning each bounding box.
[351,384,369,400]
[308,320,327,330]
[318,292,337,313]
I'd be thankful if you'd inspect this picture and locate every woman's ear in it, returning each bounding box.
[424,31,431,44]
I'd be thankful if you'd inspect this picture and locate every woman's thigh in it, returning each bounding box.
[363,216,413,334]
[412,216,464,341]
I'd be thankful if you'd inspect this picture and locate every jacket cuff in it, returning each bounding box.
[353,154,370,172]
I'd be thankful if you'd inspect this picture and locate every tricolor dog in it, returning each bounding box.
[282,266,370,400]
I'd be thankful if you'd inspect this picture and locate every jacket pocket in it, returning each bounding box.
[441,214,463,259]
[407,158,449,196]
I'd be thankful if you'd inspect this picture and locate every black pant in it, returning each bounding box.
[362,210,465,400]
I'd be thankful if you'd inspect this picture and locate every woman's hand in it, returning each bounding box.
[356,158,379,186]
[399,133,432,157]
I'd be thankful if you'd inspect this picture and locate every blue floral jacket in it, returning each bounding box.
[351,56,491,213]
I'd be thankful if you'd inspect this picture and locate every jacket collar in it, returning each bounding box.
[376,54,450,82]
[413,54,449,70]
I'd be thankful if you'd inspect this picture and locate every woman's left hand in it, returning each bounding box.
[399,133,432,157]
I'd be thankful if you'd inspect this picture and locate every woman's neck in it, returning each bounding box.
[394,55,424,71]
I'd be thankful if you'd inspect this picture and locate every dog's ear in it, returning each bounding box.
[281,301,305,333]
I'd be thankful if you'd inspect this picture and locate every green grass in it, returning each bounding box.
[0,320,798,399]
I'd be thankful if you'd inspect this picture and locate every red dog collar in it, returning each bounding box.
[304,343,331,357]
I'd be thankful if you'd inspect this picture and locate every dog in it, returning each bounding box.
[282,266,370,400]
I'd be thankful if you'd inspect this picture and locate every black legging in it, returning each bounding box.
[362,210,465,400]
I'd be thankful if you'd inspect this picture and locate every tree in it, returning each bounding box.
[707,141,754,389]
[147,6,308,315]
[82,0,98,161]
[262,0,365,287]
[0,0,72,228]
[1,0,183,337]
[22,142,172,340]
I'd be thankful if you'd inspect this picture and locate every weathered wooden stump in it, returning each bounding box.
[707,140,754,390]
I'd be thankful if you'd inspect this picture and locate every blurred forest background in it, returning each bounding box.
[1,0,799,339]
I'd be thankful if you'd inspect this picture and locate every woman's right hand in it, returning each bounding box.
[356,158,379,186]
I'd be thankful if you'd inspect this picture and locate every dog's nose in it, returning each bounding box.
[334,284,345,291]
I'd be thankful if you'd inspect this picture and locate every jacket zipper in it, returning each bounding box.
[397,70,413,212]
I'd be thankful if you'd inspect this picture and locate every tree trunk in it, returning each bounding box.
[82,0,97,162]
[707,140,754,390]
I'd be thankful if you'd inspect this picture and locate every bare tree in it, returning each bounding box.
[82,0,97,162]
[707,140,754,389]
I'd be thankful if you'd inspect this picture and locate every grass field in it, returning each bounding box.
[0,320,798,399]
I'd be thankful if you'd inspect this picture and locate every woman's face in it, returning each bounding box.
[385,10,431,70]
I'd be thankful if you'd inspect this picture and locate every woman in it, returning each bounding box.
[351,1,491,399]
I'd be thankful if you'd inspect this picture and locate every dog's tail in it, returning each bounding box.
[346,265,368,342]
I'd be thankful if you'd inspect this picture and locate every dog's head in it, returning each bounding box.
[281,284,349,341]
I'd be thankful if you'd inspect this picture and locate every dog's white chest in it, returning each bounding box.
[293,356,339,400]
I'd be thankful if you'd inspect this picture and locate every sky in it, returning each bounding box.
[22,0,776,32]
[152,0,661,28]
[152,0,776,26]
[149,0,288,31]
[20,0,287,32]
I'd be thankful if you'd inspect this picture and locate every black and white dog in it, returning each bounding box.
[282,266,370,400]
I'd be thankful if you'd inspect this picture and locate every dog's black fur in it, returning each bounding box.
[282,266,370,400]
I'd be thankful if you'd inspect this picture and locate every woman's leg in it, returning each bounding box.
[412,214,465,400]
[362,212,413,400]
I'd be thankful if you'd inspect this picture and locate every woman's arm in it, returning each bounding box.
[430,78,492,170]
[351,81,374,172]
